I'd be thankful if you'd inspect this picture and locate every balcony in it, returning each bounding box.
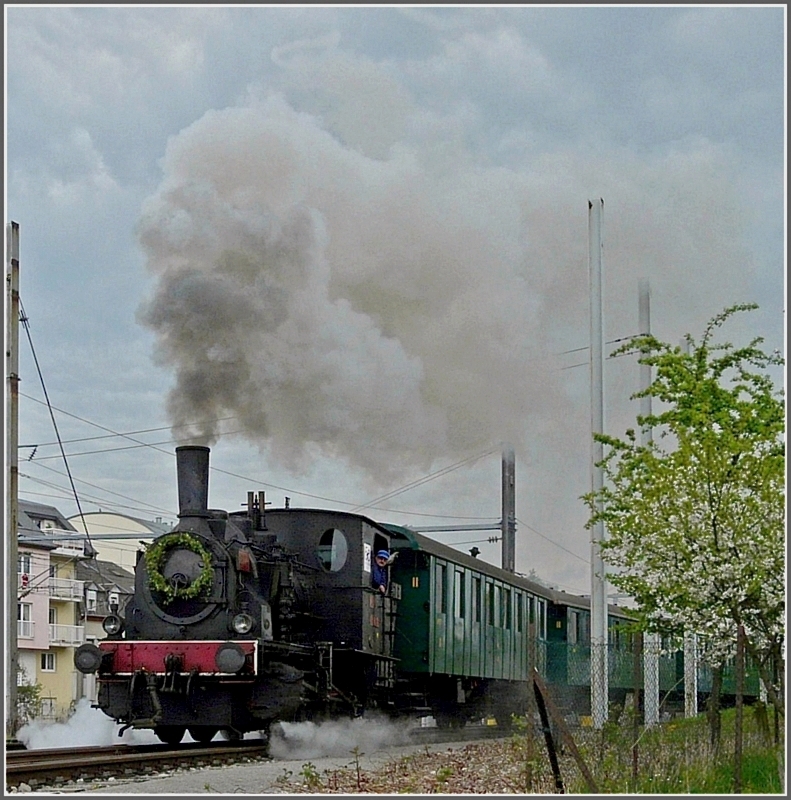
[48,624,85,646]
[49,577,84,601]
[17,620,35,639]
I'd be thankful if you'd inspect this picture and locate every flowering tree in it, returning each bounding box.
[584,304,785,714]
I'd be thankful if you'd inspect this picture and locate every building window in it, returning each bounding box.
[108,591,119,608]
[41,652,56,672]
[18,553,31,574]
[86,589,97,612]
[48,607,57,625]
[18,603,33,638]
[50,565,57,578]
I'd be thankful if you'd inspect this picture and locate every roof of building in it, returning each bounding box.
[75,558,135,593]
[19,499,79,530]
[17,498,80,550]
[67,511,173,536]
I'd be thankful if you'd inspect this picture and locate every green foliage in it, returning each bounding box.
[17,676,42,725]
[583,305,784,706]
[144,532,214,603]
[567,707,783,794]
[299,761,322,790]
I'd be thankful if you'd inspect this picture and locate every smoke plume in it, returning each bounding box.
[136,88,752,499]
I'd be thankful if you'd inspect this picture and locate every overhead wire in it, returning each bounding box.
[350,446,500,513]
[516,516,589,565]
[19,299,95,556]
[19,417,236,449]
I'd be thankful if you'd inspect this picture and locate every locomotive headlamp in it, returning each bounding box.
[231,612,254,635]
[102,613,124,635]
[74,643,104,674]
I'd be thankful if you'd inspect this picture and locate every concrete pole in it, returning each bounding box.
[684,631,699,718]
[588,199,608,728]
[500,445,516,573]
[6,221,20,737]
[639,279,661,727]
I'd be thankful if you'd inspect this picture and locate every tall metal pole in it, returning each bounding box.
[500,444,516,573]
[639,279,660,727]
[6,221,20,737]
[678,333,699,719]
[588,199,608,729]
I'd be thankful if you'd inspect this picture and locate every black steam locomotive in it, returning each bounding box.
[74,446,758,744]
[74,445,408,743]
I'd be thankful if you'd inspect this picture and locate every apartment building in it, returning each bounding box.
[74,557,134,702]
[17,500,88,722]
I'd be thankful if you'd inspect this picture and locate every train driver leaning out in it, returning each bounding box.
[372,550,390,594]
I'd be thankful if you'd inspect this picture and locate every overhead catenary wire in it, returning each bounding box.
[18,416,237,449]
[350,446,500,513]
[516,517,589,565]
[19,300,95,556]
[19,471,175,519]
[18,330,646,529]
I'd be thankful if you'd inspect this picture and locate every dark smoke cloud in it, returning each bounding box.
[137,89,752,498]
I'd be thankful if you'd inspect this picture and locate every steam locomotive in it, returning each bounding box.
[74,446,759,744]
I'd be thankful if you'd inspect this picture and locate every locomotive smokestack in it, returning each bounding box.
[176,445,211,518]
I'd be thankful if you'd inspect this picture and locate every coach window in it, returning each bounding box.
[454,571,465,618]
[473,576,482,623]
[317,529,349,572]
[568,610,578,644]
[503,588,512,629]
[436,563,448,613]
[516,594,523,633]
[536,598,547,639]
[487,583,495,626]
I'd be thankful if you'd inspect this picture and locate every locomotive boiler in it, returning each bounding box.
[74,445,400,744]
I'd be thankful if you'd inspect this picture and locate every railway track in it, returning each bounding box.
[5,739,271,790]
[5,724,510,790]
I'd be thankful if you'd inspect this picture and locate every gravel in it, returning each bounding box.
[41,739,506,794]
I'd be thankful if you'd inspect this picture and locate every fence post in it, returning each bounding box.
[684,632,698,718]
[632,632,642,789]
[734,624,745,793]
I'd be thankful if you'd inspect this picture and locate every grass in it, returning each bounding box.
[273,703,784,794]
[564,704,784,794]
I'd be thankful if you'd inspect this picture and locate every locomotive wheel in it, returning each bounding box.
[155,725,186,745]
[188,726,218,744]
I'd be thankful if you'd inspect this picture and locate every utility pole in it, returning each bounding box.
[500,444,516,573]
[639,279,660,727]
[6,221,20,738]
[588,199,608,729]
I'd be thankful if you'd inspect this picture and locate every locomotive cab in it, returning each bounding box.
[261,508,400,710]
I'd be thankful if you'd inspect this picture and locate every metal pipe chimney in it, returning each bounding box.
[501,445,516,572]
[176,445,211,518]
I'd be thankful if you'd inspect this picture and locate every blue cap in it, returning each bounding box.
[376,550,390,559]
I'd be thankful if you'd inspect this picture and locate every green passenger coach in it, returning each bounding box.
[385,524,553,725]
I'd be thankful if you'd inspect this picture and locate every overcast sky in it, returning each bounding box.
[5,4,786,594]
